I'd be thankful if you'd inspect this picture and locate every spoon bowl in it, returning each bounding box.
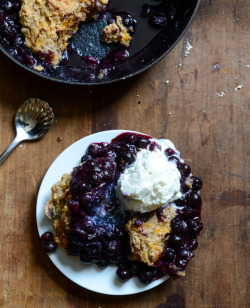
[0,98,54,165]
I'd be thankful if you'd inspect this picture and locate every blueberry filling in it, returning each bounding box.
[42,132,203,284]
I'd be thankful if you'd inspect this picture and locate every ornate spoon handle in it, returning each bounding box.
[0,135,22,166]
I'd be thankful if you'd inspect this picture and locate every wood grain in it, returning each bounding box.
[0,0,249,307]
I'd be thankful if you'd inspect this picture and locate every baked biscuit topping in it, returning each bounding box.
[53,205,71,248]
[102,16,132,47]
[44,173,71,219]
[126,206,177,266]
[19,0,109,67]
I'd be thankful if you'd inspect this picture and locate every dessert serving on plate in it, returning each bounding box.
[41,132,203,285]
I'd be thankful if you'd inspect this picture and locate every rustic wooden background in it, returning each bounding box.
[0,0,249,307]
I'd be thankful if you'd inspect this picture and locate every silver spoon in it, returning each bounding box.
[0,98,54,165]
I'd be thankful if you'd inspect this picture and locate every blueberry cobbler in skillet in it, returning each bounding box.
[41,132,203,284]
[0,0,195,82]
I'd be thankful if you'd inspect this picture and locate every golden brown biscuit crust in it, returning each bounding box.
[126,206,177,266]
[102,16,132,47]
[19,0,109,67]
[44,173,72,219]
[44,173,72,248]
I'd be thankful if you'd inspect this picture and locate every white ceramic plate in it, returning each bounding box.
[36,130,169,295]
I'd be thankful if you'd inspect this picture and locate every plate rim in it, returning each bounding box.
[36,129,170,295]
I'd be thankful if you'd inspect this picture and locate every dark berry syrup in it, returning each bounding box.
[48,132,203,284]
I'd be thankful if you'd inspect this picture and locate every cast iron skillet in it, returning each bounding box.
[0,0,200,85]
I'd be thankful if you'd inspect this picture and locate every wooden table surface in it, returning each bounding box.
[0,0,249,307]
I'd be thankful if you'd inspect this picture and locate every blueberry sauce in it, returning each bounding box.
[0,0,197,83]
[44,132,203,284]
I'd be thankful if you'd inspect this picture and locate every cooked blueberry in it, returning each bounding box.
[116,268,132,281]
[87,241,102,259]
[175,259,188,269]
[188,217,203,234]
[179,206,195,218]
[86,233,97,241]
[84,55,99,66]
[103,224,115,240]
[107,240,121,255]
[126,133,137,145]
[133,219,142,227]
[136,138,150,148]
[186,238,198,251]
[156,206,166,221]
[175,196,186,207]
[178,249,193,260]
[86,143,103,157]
[81,154,92,163]
[104,202,116,212]
[163,247,176,261]
[75,181,90,196]
[68,200,80,212]
[80,217,96,234]
[1,0,20,11]
[96,258,108,269]
[149,142,161,151]
[190,176,203,191]
[180,177,189,193]
[139,212,151,223]
[114,225,125,238]
[104,150,116,160]
[96,226,106,239]
[149,13,167,29]
[138,269,158,284]
[24,54,36,66]
[186,191,202,208]
[117,152,135,167]
[80,192,100,207]
[168,155,180,164]
[41,231,53,243]
[141,4,151,17]
[79,163,91,176]
[14,36,22,46]
[43,241,57,253]
[80,251,92,264]
[177,162,191,176]
[119,13,137,28]
[66,241,81,256]
[164,148,176,156]
[71,223,88,239]
[106,49,129,64]
[171,218,189,234]
[169,235,183,247]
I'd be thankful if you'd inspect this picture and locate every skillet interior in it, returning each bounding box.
[0,0,199,85]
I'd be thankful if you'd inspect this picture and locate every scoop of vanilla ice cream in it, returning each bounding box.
[116,144,182,213]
